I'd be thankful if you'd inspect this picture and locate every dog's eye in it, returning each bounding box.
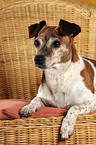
[34,40,40,47]
[52,40,61,48]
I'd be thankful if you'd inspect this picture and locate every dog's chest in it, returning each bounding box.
[44,59,92,108]
[45,67,76,108]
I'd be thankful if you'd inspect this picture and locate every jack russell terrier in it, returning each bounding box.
[19,19,96,140]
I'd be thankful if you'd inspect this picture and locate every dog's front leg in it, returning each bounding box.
[19,83,55,117]
[19,96,45,117]
[60,98,96,140]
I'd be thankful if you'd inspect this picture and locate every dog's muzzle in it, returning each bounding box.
[34,55,45,68]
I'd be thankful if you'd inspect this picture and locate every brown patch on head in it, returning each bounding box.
[80,60,95,93]
[39,46,53,57]
[60,48,72,63]
[71,43,79,62]
[38,26,61,40]
[38,26,50,36]
[60,38,79,63]
[37,26,61,57]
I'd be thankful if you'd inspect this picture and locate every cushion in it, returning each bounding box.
[0,99,30,119]
[0,99,68,120]
[0,99,96,120]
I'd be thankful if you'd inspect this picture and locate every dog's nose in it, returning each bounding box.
[34,55,45,65]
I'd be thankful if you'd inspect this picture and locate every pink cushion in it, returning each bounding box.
[32,107,68,118]
[0,99,67,120]
[0,99,96,120]
[0,99,30,119]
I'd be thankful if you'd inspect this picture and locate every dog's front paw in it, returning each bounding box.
[19,105,35,118]
[60,117,75,141]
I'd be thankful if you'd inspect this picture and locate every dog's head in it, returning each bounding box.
[28,19,81,69]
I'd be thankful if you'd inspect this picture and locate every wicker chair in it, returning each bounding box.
[0,0,96,144]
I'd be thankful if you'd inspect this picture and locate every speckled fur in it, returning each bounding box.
[19,22,96,140]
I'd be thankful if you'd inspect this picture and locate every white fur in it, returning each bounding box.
[20,54,96,139]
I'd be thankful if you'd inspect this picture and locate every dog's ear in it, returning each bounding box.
[28,20,46,38]
[59,19,81,37]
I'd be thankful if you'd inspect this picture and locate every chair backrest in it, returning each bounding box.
[0,0,96,99]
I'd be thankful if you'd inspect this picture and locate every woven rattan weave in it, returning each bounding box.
[0,0,96,144]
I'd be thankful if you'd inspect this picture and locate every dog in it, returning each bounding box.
[19,19,96,140]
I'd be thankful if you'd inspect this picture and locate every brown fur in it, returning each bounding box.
[38,46,53,57]
[71,43,79,62]
[38,26,61,40]
[83,57,96,67]
[60,48,72,63]
[80,60,95,93]
[60,38,79,63]
[59,19,81,37]
[37,27,61,57]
